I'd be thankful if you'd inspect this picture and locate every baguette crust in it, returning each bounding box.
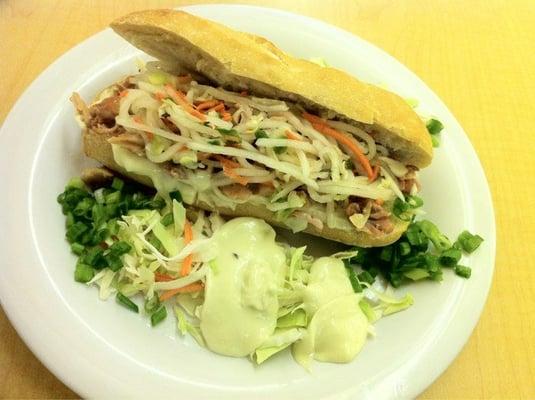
[111,9,432,168]
[83,127,408,247]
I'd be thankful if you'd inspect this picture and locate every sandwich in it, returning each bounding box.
[71,9,433,247]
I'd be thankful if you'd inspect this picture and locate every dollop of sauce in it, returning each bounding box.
[199,218,286,357]
[293,257,369,367]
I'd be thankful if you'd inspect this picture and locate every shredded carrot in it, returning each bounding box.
[154,273,175,282]
[180,220,194,277]
[119,90,129,98]
[302,112,374,180]
[240,90,248,96]
[164,84,206,121]
[154,92,167,101]
[145,132,154,142]
[132,115,143,123]
[176,75,193,84]
[285,130,301,140]
[214,155,249,185]
[221,112,232,122]
[375,198,384,206]
[370,165,380,182]
[196,100,220,111]
[214,155,240,168]
[209,103,225,112]
[159,282,204,302]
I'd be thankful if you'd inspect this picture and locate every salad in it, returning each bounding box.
[57,170,482,367]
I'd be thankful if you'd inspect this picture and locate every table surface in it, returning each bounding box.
[1,0,534,398]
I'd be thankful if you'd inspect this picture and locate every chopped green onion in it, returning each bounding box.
[150,306,168,326]
[345,266,362,293]
[456,231,484,253]
[393,198,412,221]
[217,128,239,136]
[149,196,166,209]
[380,246,393,262]
[439,248,462,267]
[74,262,94,283]
[105,191,121,204]
[108,241,132,256]
[274,146,287,154]
[144,295,160,314]
[70,242,85,256]
[254,129,269,139]
[67,177,88,190]
[66,221,89,243]
[406,195,424,208]
[169,191,182,203]
[116,293,139,313]
[105,254,123,272]
[357,270,375,285]
[161,213,174,226]
[111,177,124,191]
[454,265,472,278]
[417,220,451,251]
[83,247,107,269]
[399,241,411,256]
[404,268,429,280]
[426,118,444,135]
[431,135,440,148]
[207,140,221,146]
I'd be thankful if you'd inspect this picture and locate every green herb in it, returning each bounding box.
[439,248,462,267]
[274,146,287,154]
[116,293,139,313]
[70,242,85,256]
[346,219,483,287]
[169,191,182,203]
[345,266,362,293]
[150,306,168,326]
[74,262,94,283]
[426,118,444,135]
[454,265,472,278]
[217,128,241,143]
[208,139,221,146]
[455,230,484,253]
[161,213,174,226]
[254,129,269,139]
[111,177,124,191]
[393,195,424,221]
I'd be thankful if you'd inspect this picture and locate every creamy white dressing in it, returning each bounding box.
[199,218,286,357]
[112,145,197,204]
[292,257,369,367]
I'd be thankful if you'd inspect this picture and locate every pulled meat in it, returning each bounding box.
[221,184,252,200]
[346,197,394,235]
[89,95,121,134]
[399,166,420,194]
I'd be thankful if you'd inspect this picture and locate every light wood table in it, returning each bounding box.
[1,1,534,398]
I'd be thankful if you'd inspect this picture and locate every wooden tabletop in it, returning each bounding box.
[1,0,534,398]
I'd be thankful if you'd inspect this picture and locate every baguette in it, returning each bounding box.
[73,9,432,247]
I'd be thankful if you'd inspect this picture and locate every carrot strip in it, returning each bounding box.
[145,132,154,142]
[155,273,175,282]
[209,103,225,112]
[214,155,248,185]
[196,100,220,111]
[180,220,194,277]
[132,115,143,123]
[214,155,240,168]
[375,198,385,206]
[119,90,129,98]
[165,84,206,121]
[302,112,374,180]
[285,130,301,140]
[154,92,167,101]
[221,112,232,121]
[159,282,204,302]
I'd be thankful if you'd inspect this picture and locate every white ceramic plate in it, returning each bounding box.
[0,5,495,399]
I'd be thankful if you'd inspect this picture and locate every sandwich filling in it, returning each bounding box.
[72,64,422,238]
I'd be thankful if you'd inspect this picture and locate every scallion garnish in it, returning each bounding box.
[116,293,139,313]
[74,262,94,283]
[150,306,168,326]
[455,231,484,253]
